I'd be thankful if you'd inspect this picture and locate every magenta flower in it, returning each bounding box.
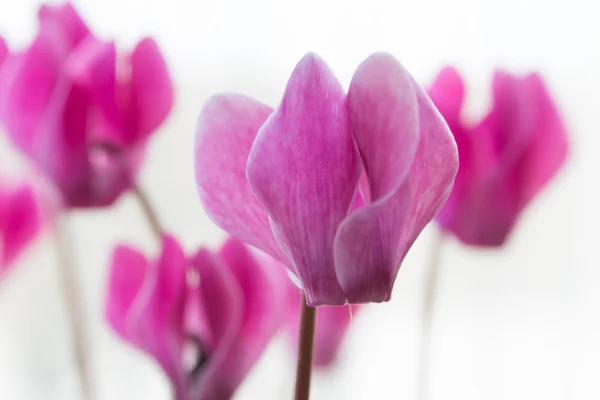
[105,235,283,400]
[0,3,173,208]
[195,52,458,306]
[285,277,359,367]
[428,67,569,246]
[0,180,41,279]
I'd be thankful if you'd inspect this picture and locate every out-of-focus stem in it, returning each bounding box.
[417,230,446,400]
[55,216,93,400]
[294,293,316,400]
[132,184,162,240]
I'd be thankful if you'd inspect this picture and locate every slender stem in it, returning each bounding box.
[294,293,317,400]
[417,230,446,400]
[55,216,93,400]
[131,184,162,239]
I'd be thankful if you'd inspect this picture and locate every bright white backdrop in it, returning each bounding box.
[0,0,595,399]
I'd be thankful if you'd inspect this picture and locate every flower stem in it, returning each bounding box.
[55,216,93,400]
[417,230,446,400]
[132,184,162,239]
[294,293,316,400]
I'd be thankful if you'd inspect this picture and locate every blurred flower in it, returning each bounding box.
[0,180,41,279]
[106,235,283,400]
[0,2,173,208]
[428,67,569,246]
[284,277,359,368]
[195,52,458,306]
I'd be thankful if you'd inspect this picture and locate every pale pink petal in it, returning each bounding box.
[0,184,41,273]
[217,239,283,384]
[128,38,174,140]
[188,248,244,400]
[194,94,283,261]
[0,38,7,65]
[335,53,458,303]
[285,279,358,367]
[105,245,148,340]
[247,53,361,306]
[38,3,90,51]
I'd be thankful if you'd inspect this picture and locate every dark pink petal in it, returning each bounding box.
[246,53,361,306]
[188,248,244,400]
[194,94,283,261]
[285,278,358,367]
[217,239,284,385]
[335,53,458,303]
[38,3,90,51]
[0,184,41,275]
[105,245,148,340]
[128,38,174,140]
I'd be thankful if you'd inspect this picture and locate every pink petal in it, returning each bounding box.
[194,94,283,261]
[217,239,284,385]
[130,235,188,394]
[335,53,458,303]
[188,248,244,400]
[426,66,464,122]
[246,53,361,306]
[128,38,174,140]
[285,278,358,368]
[105,245,148,340]
[0,38,8,65]
[0,32,64,155]
[0,184,41,274]
[38,3,90,51]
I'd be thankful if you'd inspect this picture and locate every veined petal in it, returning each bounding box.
[188,248,244,400]
[335,53,458,303]
[247,53,361,306]
[195,94,283,261]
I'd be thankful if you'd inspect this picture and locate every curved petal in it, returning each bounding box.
[128,38,174,140]
[0,32,64,155]
[427,66,464,123]
[194,94,283,261]
[0,184,41,274]
[105,245,148,340]
[285,278,358,368]
[125,235,188,398]
[188,248,244,400]
[335,53,458,303]
[38,3,90,51]
[247,53,361,306]
[217,238,283,385]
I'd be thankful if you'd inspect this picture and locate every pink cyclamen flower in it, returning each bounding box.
[285,277,359,367]
[0,2,173,208]
[106,235,283,400]
[0,180,41,279]
[428,67,569,246]
[195,52,458,306]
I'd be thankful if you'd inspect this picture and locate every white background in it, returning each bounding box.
[0,0,595,399]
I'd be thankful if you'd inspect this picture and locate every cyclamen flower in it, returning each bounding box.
[0,180,41,279]
[285,277,359,367]
[428,67,569,246]
[0,2,173,208]
[106,235,283,400]
[195,52,458,306]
